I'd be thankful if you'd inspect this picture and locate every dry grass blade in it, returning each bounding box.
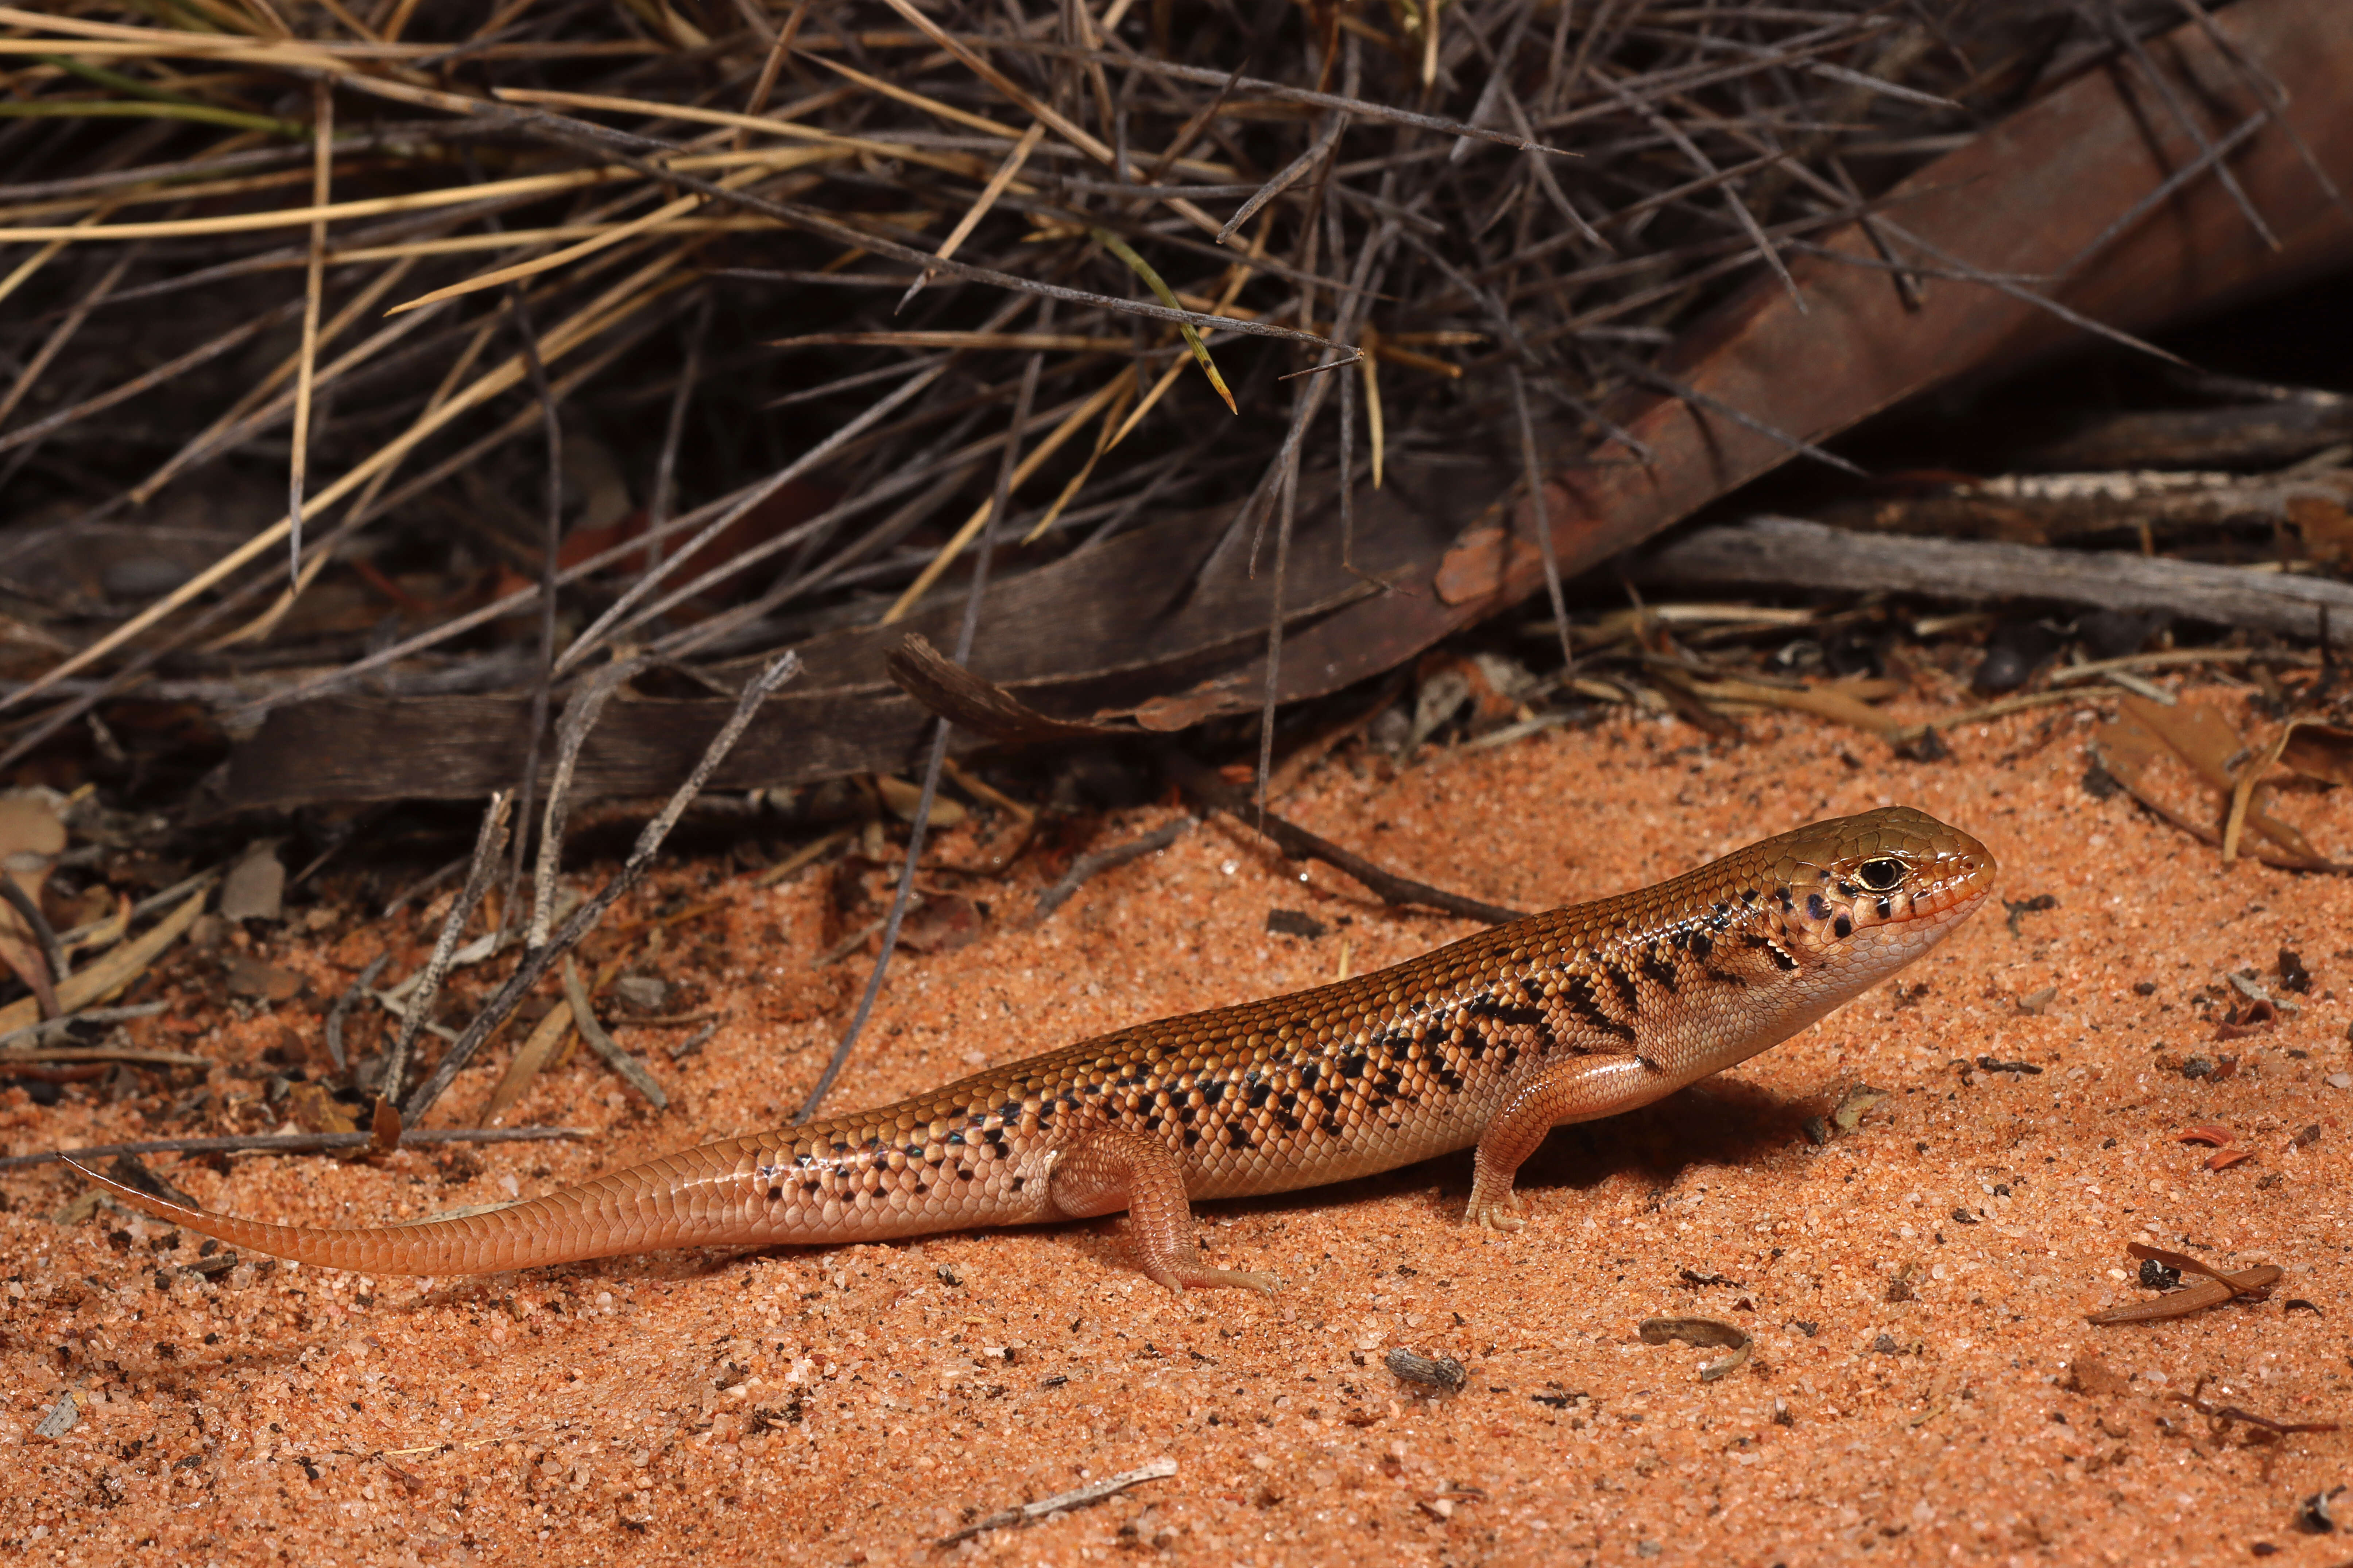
[903,120,1045,308]
[1004,38,1576,154]
[8,241,703,711]
[868,0,1220,236]
[286,77,334,578]
[883,369,1139,621]
[771,332,1134,352]
[1094,228,1235,414]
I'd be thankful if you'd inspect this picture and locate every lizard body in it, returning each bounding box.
[69,806,1993,1293]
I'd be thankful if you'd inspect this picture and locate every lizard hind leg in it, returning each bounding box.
[1047,1124,1277,1296]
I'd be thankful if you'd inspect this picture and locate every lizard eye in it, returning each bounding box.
[1855,857,1906,893]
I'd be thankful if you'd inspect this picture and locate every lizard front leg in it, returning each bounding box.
[1465,1053,1669,1230]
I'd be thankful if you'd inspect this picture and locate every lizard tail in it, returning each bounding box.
[60,1140,774,1276]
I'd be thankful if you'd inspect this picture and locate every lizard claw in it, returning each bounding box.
[1463,1191,1528,1231]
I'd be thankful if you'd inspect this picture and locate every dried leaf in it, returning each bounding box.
[896,892,983,954]
[369,1095,402,1155]
[62,893,131,960]
[286,1082,359,1136]
[2089,699,2343,870]
[2088,1241,2282,1324]
[223,953,306,1001]
[0,885,210,1037]
[562,955,668,1110]
[1639,1316,1753,1382]
[874,773,968,827]
[481,1000,574,1127]
[218,842,286,922]
[1829,1083,1888,1133]
[0,793,65,1017]
[2278,721,2353,785]
[2177,1125,2234,1146]
[2204,1148,2256,1172]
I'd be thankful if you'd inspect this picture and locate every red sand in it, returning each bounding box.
[4,688,2349,1566]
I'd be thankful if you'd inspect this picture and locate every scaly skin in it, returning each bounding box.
[68,807,1994,1294]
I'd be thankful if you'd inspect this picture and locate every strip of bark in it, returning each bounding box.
[1635,515,2353,639]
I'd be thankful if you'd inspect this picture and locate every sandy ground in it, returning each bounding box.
[3,686,2349,1567]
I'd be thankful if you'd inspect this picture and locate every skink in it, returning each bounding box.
[69,806,1994,1293]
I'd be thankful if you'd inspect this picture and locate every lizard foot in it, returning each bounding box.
[1463,1191,1528,1232]
[1148,1262,1280,1297]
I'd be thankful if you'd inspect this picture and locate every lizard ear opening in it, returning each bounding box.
[1855,857,1906,893]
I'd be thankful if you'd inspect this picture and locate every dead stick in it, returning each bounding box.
[1637,515,2353,640]
[933,1458,1179,1546]
[1034,819,1194,922]
[378,792,512,1105]
[1162,754,1528,924]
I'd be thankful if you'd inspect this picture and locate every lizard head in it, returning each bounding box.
[1758,806,1997,993]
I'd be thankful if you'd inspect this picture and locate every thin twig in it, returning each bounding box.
[1509,362,1576,674]
[324,952,389,1074]
[529,656,652,947]
[794,325,1044,1121]
[379,792,512,1105]
[934,1458,1180,1546]
[1033,818,1193,921]
[400,652,800,1124]
[1162,753,1529,925]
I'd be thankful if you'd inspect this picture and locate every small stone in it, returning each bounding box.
[613,975,670,1012]
[218,843,285,922]
[2329,1074,2353,1091]
[223,953,306,1002]
[2180,1056,2216,1080]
